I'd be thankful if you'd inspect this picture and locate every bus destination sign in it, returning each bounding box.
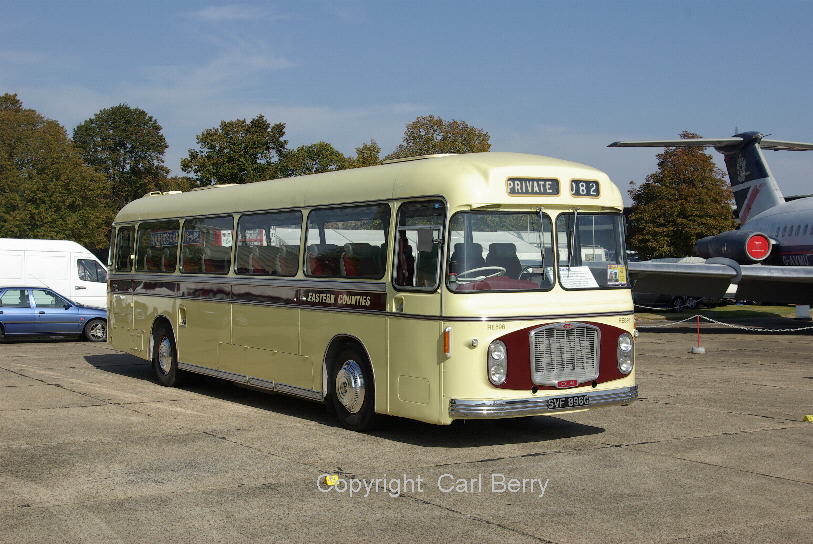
[571,179,600,197]
[506,178,560,196]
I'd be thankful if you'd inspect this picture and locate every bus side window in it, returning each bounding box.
[180,216,234,275]
[114,226,134,272]
[305,204,391,279]
[393,200,445,290]
[235,211,302,276]
[134,220,180,274]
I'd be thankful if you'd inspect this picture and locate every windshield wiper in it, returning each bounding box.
[536,207,545,267]
[569,208,580,268]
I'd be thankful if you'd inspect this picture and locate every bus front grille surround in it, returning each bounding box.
[529,323,600,385]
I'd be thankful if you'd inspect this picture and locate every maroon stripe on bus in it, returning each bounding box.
[178,282,231,300]
[231,284,297,305]
[109,279,134,293]
[136,280,179,296]
[297,288,386,311]
[114,277,387,311]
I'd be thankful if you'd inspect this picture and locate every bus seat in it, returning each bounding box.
[204,246,231,274]
[234,246,254,274]
[161,248,176,272]
[277,245,299,276]
[145,249,160,271]
[342,243,380,277]
[415,249,438,286]
[395,233,415,286]
[182,247,203,273]
[307,244,341,276]
[450,243,485,273]
[253,246,279,274]
[486,243,521,278]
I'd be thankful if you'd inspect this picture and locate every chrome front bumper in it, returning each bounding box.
[449,385,638,419]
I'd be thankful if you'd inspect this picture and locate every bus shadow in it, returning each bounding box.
[370,416,605,448]
[83,353,606,446]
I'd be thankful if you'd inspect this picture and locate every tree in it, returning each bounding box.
[627,131,736,259]
[276,142,349,177]
[348,140,381,168]
[181,115,287,186]
[386,114,491,160]
[73,104,169,211]
[155,175,196,193]
[0,93,112,248]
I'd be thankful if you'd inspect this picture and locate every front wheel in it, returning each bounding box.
[328,347,377,431]
[152,326,182,387]
[84,318,107,342]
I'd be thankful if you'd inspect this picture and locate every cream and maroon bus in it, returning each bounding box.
[108,152,637,430]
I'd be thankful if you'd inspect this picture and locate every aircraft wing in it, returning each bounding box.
[759,139,813,151]
[628,261,813,305]
[608,138,742,148]
[628,261,737,299]
[736,266,813,303]
[609,138,813,151]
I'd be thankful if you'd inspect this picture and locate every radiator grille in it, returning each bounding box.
[530,323,600,385]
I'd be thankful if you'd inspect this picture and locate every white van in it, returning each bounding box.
[0,239,108,308]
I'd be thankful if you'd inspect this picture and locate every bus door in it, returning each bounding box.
[110,226,135,347]
[388,200,445,420]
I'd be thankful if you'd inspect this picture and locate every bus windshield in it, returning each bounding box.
[556,212,628,290]
[447,211,554,292]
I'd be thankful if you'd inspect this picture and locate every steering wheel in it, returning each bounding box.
[455,266,506,283]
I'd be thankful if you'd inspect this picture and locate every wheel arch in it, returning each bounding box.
[322,334,376,401]
[148,314,175,360]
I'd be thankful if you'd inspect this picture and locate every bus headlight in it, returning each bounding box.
[487,340,507,385]
[617,333,634,374]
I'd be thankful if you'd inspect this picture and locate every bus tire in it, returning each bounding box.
[83,318,107,342]
[152,326,182,387]
[328,346,376,432]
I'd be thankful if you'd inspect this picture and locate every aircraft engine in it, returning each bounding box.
[694,230,772,264]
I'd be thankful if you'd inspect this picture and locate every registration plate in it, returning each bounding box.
[546,395,589,410]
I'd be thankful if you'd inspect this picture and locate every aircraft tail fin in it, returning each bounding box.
[715,132,784,223]
[609,132,813,223]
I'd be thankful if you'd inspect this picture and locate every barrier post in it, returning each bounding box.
[690,315,706,354]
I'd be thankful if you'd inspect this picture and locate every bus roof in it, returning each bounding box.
[114,152,622,223]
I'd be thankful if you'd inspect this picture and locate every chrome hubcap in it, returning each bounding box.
[158,338,173,374]
[335,360,365,414]
[89,321,105,340]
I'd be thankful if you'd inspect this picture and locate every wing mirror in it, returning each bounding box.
[63,303,72,310]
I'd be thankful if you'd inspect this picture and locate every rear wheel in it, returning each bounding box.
[328,346,377,431]
[152,326,182,387]
[83,319,107,342]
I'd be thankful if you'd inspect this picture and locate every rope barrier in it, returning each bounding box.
[635,313,813,332]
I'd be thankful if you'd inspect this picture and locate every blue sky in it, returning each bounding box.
[2,1,813,201]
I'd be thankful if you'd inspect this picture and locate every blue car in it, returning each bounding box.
[0,286,107,342]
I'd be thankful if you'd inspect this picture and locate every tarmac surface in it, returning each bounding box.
[1,319,811,543]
